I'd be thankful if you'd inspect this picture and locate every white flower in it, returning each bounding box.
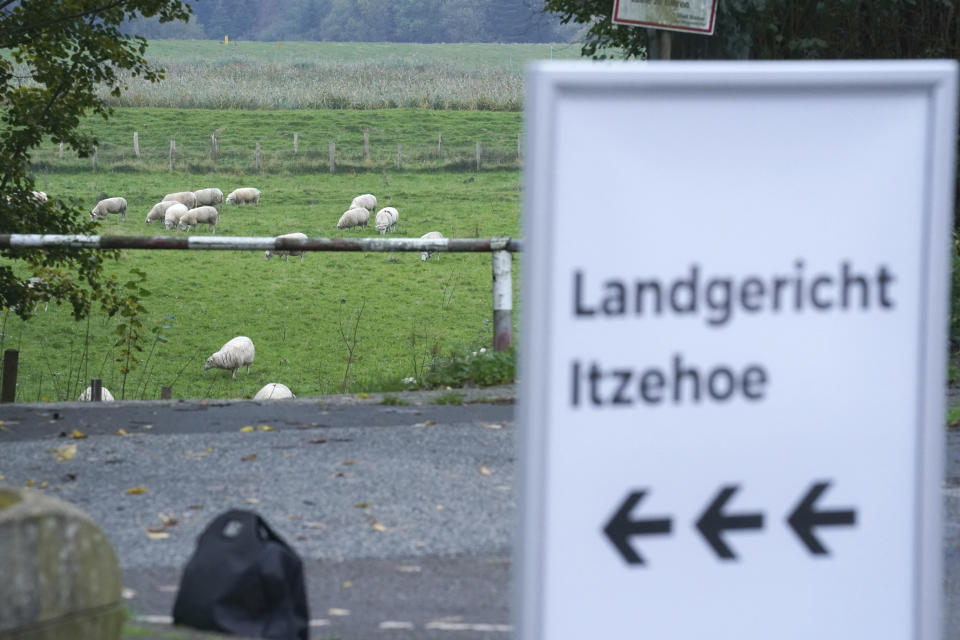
[479,348,487,354]
[472,351,478,357]
[401,376,417,385]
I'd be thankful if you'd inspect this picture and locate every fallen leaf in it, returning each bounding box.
[308,438,327,444]
[436,504,445,510]
[341,459,355,466]
[184,447,213,461]
[239,425,255,432]
[245,497,260,504]
[328,608,350,617]
[258,424,274,432]
[479,466,491,476]
[116,428,128,436]
[354,502,370,509]
[70,429,87,439]
[188,505,204,510]
[242,454,257,462]
[356,392,369,399]
[24,479,34,487]
[54,443,77,461]
[126,487,147,495]
[342,581,353,589]
[303,521,326,529]
[372,522,387,532]
[39,481,48,488]
[481,422,503,430]
[158,512,178,527]
[146,530,170,540]
[413,420,436,427]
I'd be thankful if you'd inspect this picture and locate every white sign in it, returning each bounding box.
[517,61,957,640]
[612,0,718,34]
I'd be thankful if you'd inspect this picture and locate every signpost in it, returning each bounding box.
[612,0,718,34]
[518,61,957,640]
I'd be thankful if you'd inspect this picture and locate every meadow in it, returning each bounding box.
[12,40,539,402]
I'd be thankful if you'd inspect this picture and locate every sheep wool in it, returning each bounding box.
[204,336,255,379]
[350,193,377,214]
[178,206,219,233]
[253,383,295,400]
[420,231,445,261]
[163,203,189,230]
[91,197,127,222]
[375,207,399,235]
[146,200,179,224]
[162,191,198,209]
[225,187,261,206]
[78,386,115,401]
[193,188,224,208]
[337,208,361,230]
[265,232,308,262]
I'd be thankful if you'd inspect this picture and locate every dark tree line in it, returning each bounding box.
[124,0,577,43]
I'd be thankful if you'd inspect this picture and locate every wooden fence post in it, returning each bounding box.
[91,145,97,172]
[133,132,140,159]
[438,132,443,159]
[160,385,172,400]
[396,143,402,169]
[328,142,336,173]
[293,132,299,154]
[210,133,218,161]
[90,378,102,402]
[169,139,175,170]
[363,131,370,162]
[58,142,64,160]
[255,142,262,172]
[476,141,481,171]
[1,349,18,403]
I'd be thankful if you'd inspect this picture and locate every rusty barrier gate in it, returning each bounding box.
[0,233,522,352]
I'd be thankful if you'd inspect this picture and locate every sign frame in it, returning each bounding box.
[611,0,719,34]
[516,61,957,640]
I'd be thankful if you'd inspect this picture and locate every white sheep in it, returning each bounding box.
[30,191,48,203]
[350,193,377,215]
[204,336,255,379]
[163,203,189,230]
[78,385,115,401]
[178,206,220,233]
[225,188,261,205]
[163,191,198,209]
[265,232,308,262]
[375,207,399,235]
[193,188,223,208]
[26,276,48,312]
[145,200,179,224]
[420,231,445,261]
[337,208,361,230]
[253,383,295,400]
[91,197,127,222]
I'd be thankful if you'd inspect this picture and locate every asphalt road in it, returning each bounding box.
[2,387,960,640]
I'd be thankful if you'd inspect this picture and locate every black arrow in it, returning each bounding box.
[787,481,856,555]
[602,490,672,566]
[695,485,764,560]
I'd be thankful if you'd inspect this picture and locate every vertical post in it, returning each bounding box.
[491,246,513,351]
[396,143,402,169]
[517,132,522,163]
[91,145,97,172]
[211,133,218,160]
[476,141,481,172]
[293,132,299,154]
[133,132,141,159]
[1,349,18,403]
[58,142,64,160]
[363,131,370,162]
[160,385,172,400]
[328,141,336,173]
[90,378,102,402]
[169,139,175,170]
[255,142,262,172]
[660,30,672,60]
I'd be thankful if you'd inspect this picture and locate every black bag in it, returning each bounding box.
[172,509,310,640]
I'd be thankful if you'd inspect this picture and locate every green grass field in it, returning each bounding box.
[12,41,537,402]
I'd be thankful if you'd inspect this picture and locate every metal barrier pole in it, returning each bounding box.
[492,242,513,351]
[1,349,18,403]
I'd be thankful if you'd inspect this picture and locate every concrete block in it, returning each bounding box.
[0,487,123,640]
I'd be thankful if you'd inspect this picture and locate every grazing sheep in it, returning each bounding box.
[265,232,308,262]
[30,191,48,203]
[146,200,179,224]
[253,383,295,400]
[350,193,377,215]
[78,385,115,402]
[26,276,48,312]
[225,187,261,205]
[178,206,220,233]
[193,187,223,208]
[375,207,399,235]
[163,203,189,230]
[204,336,255,379]
[162,191,198,208]
[337,208,362,230]
[420,231,445,261]
[91,197,127,222]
